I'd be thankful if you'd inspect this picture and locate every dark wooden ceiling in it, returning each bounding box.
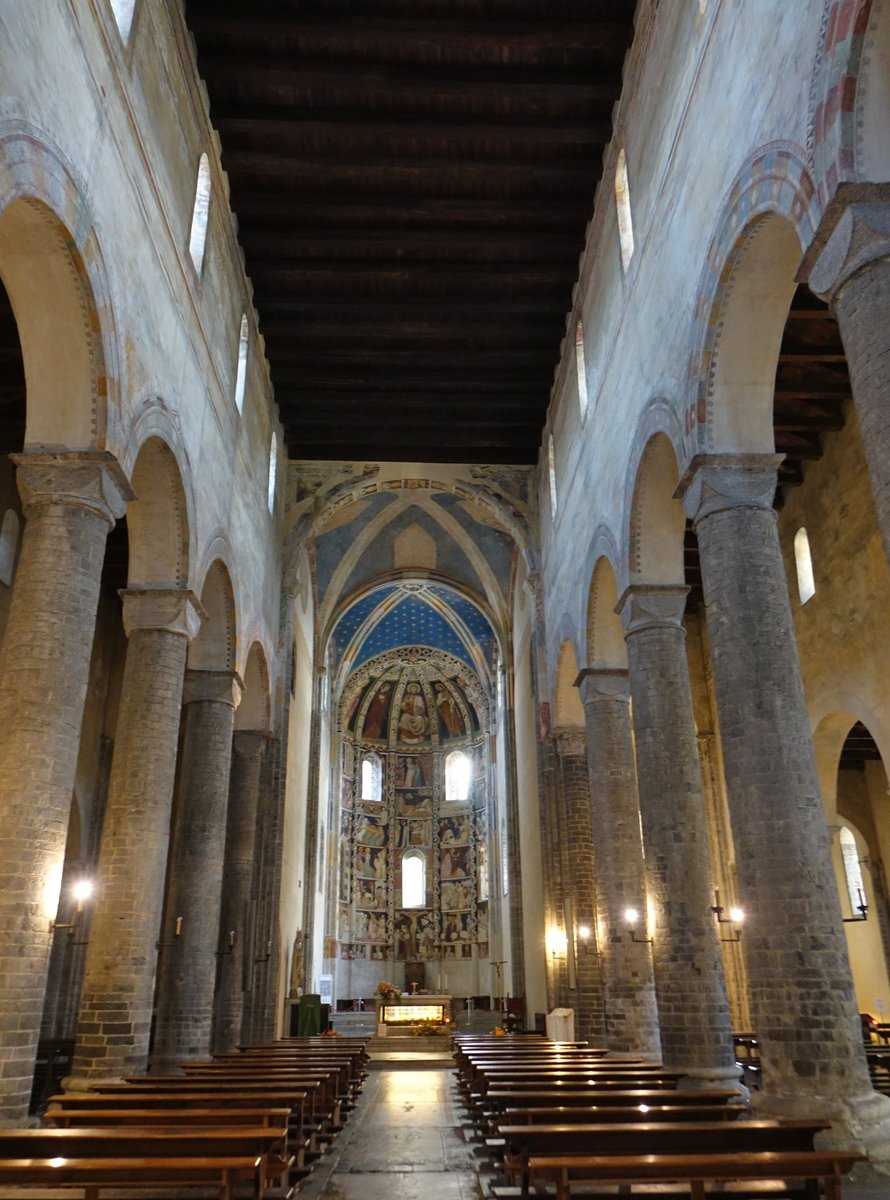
[684,285,851,612]
[184,0,637,463]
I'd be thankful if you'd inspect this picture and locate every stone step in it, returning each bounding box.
[366,1034,455,1070]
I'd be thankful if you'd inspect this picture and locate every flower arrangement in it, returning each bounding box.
[492,1025,507,1037]
[376,980,401,1004]
[319,1028,342,1037]
[410,1017,451,1036]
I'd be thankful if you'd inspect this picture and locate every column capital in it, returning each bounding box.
[232,729,273,759]
[553,727,587,759]
[120,588,205,640]
[676,454,784,523]
[575,667,630,705]
[12,450,133,526]
[617,584,688,637]
[182,668,243,709]
[807,197,890,301]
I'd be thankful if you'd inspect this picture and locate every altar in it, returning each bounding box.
[378,994,451,1033]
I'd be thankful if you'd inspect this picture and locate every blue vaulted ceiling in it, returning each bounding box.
[330,582,497,685]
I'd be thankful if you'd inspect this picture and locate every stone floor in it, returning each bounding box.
[298,1068,484,1200]
[298,1066,890,1200]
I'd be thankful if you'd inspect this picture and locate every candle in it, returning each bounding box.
[174,916,183,937]
[228,930,235,947]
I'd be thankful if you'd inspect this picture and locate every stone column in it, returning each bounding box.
[554,730,606,1044]
[213,730,269,1053]
[618,586,737,1086]
[0,451,131,1124]
[680,455,890,1155]
[577,669,661,1059]
[68,589,203,1088]
[151,670,242,1070]
[809,201,890,570]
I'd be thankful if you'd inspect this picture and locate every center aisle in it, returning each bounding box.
[300,1067,484,1200]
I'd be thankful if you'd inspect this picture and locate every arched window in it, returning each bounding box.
[445,750,471,803]
[402,850,426,909]
[615,148,635,272]
[575,321,589,417]
[794,527,816,604]
[188,153,212,275]
[839,826,868,917]
[547,434,558,516]
[360,753,382,802]
[110,0,136,42]
[0,509,20,586]
[234,313,249,415]
[267,432,278,514]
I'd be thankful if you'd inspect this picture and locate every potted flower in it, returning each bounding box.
[376,980,401,1005]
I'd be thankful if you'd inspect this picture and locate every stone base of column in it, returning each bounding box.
[675,1065,748,1099]
[63,1072,127,1093]
[752,1088,890,1176]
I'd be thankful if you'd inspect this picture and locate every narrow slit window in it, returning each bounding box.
[402,851,426,909]
[615,148,635,272]
[360,753,382,801]
[548,435,558,516]
[445,750,471,803]
[0,509,20,586]
[234,313,249,415]
[188,153,212,275]
[110,0,136,42]
[794,527,816,604]
[575,321,589,417]
[839,827,867,917]
[267,432,278,514]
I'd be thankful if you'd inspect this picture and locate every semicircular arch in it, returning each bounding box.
[0,126,120,450]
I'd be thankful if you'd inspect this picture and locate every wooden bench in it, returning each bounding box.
[527,1149,864,1200]
[496,1119,827,1197]
[0,1155,262,1200]
[50,1087,316,1150]
[481,1088,741,1126]
[45,1105,291,1130]
[0,1125,291,1188]
[498,1102,747,1126]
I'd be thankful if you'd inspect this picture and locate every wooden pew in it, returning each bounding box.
[527,1149,864,1200]
[0,1125,291,1195]
[481,1087,741,1132]
[45,1105,290,1129]
[499,1102,747,1125]
[496,1118,828,1197]
[51,1087,317,1150]
[0,1155,262,1200]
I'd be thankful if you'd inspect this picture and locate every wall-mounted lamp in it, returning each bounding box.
[710,890,745,942]
[576,924,595,954]
[843,887,868,923]
[624,907,652,944]
[51,879,93,937]
[255,938,273,964]
[547,928,568,959]
[157,915,184,951]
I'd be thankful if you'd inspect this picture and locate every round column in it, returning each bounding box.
[0,451,130,1124]
[213,730,269,1053]
[619,585,737,1085]
[554,729,606,1045]
[68,588,203,1088]
[578,668,661,1058]
[151,669,242,1070]
[681,455,890,1156]
[810,201,890,569]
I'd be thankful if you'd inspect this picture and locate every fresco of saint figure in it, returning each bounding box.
[362,681,392,740]
[398,682,429,743]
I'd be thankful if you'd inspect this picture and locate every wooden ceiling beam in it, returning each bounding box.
[231,195,589,230]
[213,111,613,148]
[219,152,601,198]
